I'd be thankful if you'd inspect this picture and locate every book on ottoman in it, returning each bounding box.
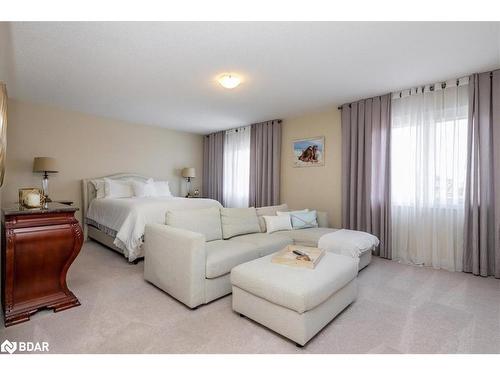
[271,245,325,269]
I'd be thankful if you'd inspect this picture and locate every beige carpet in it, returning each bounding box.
[1,240,500,354]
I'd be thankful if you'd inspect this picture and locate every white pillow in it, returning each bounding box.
[104,178,134,198]
[90,179,105,199]
[132,178,157,198]
[154,181,172,197]
[263,215,292,234]
[289,210,318,230]
[255,204,289,232]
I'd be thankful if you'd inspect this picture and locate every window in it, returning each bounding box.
[223,126,251,208]
[391,118,468,207]
[390,79,469,271]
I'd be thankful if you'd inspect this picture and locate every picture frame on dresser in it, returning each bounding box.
[18,187,44,208]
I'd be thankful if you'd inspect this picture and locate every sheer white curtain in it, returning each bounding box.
[223,126,250,208]
[391,78,469,271]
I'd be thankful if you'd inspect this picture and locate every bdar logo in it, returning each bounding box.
[0,339,49,354]
[1,340,17,354]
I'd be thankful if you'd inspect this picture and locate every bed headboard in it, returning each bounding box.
[81,173,150,239]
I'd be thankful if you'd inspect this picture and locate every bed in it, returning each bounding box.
[82,173,222,262]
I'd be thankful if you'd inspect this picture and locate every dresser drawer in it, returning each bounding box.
[7,211,75,228]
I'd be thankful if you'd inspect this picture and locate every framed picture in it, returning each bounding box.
[292,136,325,167]
[18,187,43,208]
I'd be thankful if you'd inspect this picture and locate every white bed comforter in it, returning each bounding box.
[318,229,380,258]
[86,197,222,261]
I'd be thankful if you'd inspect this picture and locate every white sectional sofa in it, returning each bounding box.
[143,204,337,309]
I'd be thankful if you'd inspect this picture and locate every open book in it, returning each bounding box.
[271,245,325,269]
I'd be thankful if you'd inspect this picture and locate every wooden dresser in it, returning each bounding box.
[1,203,83,327]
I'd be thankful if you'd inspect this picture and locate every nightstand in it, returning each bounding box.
[1,203,83,326]
[55,200,74,206]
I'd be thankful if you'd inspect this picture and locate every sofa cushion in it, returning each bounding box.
[231,252,358,313]
[166,207,222,242]
[281,227,338,247]
[255,204,288,232]
[230,232,293,257]
[316,211,329,228]
[220,207,260,239]
[277,209,308,215]
[205,240,260,279]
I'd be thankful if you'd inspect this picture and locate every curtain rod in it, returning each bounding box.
[337,74,481,111]
[233,119,282,132]
[204,119,282,136]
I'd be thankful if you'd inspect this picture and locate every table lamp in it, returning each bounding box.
[181,167,196,197]
[33,157,58,202]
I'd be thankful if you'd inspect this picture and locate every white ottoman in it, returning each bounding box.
[318,229,380,270]
[230,252,358,347]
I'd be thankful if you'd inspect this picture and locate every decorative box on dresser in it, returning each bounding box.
[1,203,83,327]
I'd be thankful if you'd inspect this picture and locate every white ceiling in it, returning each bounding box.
[3,22,500,134]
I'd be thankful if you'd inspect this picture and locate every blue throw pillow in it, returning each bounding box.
[290,210,318,229]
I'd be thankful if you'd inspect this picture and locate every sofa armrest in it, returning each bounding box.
[316,211,329,228]
[144,224,206,308]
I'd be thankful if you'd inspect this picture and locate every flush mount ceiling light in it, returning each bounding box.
[217,73,241,89]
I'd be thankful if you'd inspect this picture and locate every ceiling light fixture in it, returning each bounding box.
[217,73,241,89]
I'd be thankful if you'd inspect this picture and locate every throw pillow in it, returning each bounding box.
[255,204,289,232]
[263,215,292,234]
[288,210,319,229]
[276,209,308,217]
[166,207,222,241]
[220,207,260,239]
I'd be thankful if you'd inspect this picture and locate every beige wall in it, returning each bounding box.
[281,106,342,228]
[4,99,204,223]
[0,22,10,83]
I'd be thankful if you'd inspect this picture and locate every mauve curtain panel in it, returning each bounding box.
[249,120,282,207]
[463,69,500,278]
[202,131,225,203]
[341,94,392,258]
